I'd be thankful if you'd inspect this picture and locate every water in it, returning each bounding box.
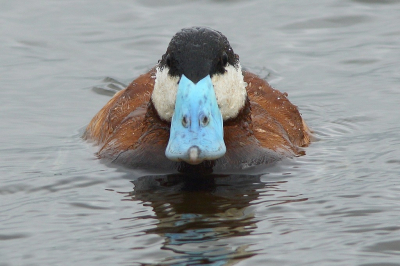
[1,0,400,265]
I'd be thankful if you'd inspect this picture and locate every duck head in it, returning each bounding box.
[151,27,247,165]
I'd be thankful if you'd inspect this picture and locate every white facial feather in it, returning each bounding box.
[151,66,179,121]
[151,63,247,121]
[212,63,247,120]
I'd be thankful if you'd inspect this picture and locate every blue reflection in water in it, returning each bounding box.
[125,173,306,265]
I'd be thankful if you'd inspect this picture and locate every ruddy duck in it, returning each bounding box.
[84,27,310,173]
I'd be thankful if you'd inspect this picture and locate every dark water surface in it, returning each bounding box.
[1,0,400,265]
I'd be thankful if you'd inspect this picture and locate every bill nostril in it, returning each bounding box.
[182,115,190,128]
[199,114,210,127]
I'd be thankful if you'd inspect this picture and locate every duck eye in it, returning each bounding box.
[166,54,172,68]
[221,52,228,66]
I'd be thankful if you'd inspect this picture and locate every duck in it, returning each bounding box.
[83,27,311,173]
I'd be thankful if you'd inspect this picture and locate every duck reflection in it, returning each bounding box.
[122,173,302,265]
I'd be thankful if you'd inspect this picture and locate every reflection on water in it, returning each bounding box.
[120,173,307,265]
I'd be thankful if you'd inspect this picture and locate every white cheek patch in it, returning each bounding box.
[151,66,179,121]
[212,63,247,120]
[152,64,247,122]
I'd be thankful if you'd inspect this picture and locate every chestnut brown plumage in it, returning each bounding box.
[84,67,310,172]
